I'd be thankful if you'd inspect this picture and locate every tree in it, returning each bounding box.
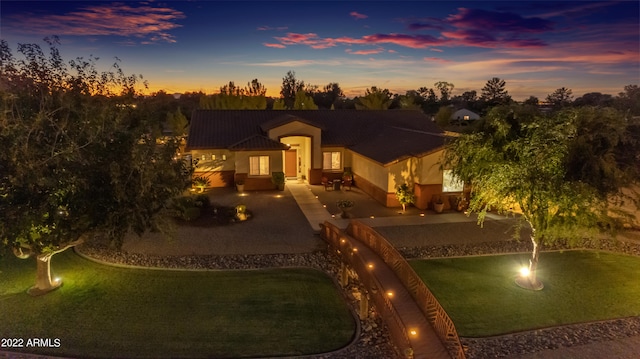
[280,70,305,109]
[418,86,439,114]
[523,96,539,106]
[434,106,453,128]
[199,80,267,110]
[313,82,344,109]
[451,90,479,112]
[355,86,392,110]
[614,84,640,116]
[573,92,613,108]
[480,77,511,107]
[292,89,318,110]
[443,104,639,290]
[0,38,192,295]
[245,78,267,96]
[393,90,422,110]
[395,184,416,212]
[546,87,573,109]
[434,81,455,104]
[167,107,189,137]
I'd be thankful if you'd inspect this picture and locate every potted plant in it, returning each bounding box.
[271,171,285,191]
[395,183,415,212]
[235,179,245,192]
[433,195,444,213]
[452,194,466,211]
[336,199,355,218]
[192,176,210,193]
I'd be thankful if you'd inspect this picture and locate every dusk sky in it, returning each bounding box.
[2,1,638,100]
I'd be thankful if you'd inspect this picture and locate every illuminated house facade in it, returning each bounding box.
[185,110,463,209]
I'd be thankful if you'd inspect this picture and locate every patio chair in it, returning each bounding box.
[321,177,333,191]
[341,176,352,191]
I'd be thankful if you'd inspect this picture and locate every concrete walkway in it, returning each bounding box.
[290,182,452,358]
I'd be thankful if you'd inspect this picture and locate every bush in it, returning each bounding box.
[193,194,211,208]
[182,207,202,221]
[170,196,203,221]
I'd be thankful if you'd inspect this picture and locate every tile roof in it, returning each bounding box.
[186,109,445,164]
[228,134,290,151]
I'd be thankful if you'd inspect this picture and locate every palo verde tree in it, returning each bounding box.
[0,38,192,295]
[443,104,639,290]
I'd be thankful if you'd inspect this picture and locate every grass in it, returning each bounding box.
[410,250,640,337]
[0,250,355,358]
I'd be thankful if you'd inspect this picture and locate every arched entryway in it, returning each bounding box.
[280,136,312,181]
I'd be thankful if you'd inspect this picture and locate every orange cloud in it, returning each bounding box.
[264,43,286,48]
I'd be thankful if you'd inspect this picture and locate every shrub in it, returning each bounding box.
[193,194,211,208]
[182,207,202,221]
[396,183,415,212]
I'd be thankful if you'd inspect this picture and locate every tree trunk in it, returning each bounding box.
[28,253,62,296]
[515,229,544,290]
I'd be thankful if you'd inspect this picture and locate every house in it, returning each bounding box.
[185,110,463,210]
[450,108,480,125]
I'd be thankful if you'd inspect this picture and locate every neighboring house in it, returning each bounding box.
[450,108,480,125]
[185,109,463,209]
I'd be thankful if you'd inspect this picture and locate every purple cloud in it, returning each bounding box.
[8,4,185,44]
[350,11,368,20]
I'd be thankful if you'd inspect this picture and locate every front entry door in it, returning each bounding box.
[284,149,297,177]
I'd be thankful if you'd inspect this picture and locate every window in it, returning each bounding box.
[463,115,470,121]
[211,154,216,160]
[323,151,341,170]
[443,170,464,192]
[249,156,270,175]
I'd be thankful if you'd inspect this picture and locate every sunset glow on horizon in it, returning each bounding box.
[2,1,638,100]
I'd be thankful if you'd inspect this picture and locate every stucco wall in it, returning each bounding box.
[191,149,235,172]
[351,152,388,191]
[235,150,284,175]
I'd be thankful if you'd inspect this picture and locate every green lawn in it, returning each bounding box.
[410,250,640,337]
[0,250,355,358]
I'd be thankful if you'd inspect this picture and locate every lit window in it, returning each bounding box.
[211,154,216,160]
[249,156,270,175]
[323,151,341,170]
[463,115,470,120]
[443,170,464,192]
[201,154,206,161]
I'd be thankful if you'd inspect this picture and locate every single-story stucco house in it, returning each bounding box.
[450,108,480,124]
[185,109,464,210]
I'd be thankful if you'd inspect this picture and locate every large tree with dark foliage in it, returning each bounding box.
[0,38,192,295]
[443,104,639,289]
[480,77,511,107]
[280,70,306,109]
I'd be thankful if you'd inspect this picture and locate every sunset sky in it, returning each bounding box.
[2,1,638,100]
